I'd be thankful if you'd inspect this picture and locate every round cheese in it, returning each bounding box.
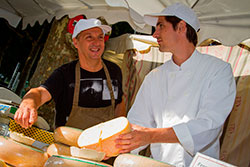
[34,116,50,130]
[113,153,174,167]
[47,143,105,162]
[78,116,131,157]
[54,126,83,146]
[0,136,48,167]
[44,155,112,167]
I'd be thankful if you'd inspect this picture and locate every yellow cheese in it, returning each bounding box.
[0,136,48,167]
[54,126,83,146]
[47,143,71,157]
[78,117,131,157]
[70,146,105,162]
[44,155,112,167]
[47,143,105,161]
[113,153,174,167]
[9,131,35,146]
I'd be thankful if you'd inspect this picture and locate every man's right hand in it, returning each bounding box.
[13,87,52,129]
[14,101,38,129]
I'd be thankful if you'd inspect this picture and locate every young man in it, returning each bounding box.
[115,3,236,166]
[14,18,125,130]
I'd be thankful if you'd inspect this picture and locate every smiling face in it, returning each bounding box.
[152,16,179,53]
[73,27,105,62]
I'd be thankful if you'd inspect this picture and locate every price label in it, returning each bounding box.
[190,152,237,167]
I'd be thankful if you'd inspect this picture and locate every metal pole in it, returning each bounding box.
[7,62,20,89]
[12,72,20,91]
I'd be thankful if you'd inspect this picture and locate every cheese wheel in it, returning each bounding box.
[0,136,48,167]
[47,143,105,161]
[113,153,174,167]
[54,126,83,146]
[44,155,112,167]
[9,131,35,146]
[34,116,50,130]
[78,117,131,157]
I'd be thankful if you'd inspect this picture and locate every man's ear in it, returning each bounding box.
[177,20,187,34]
[72,38,78,48]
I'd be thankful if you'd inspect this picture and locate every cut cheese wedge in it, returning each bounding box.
[0,136,48,167]
[9,131,35,146]
[44,155,112,167]
[54,126,83,146]
[78,116,131,157]
[113,153,174,167]
[47,143,71,157]
[47,143,105,161]
[70,146,105,162]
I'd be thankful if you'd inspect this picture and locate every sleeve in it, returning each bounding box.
[127,75,156,154]
[40,67,65,103]
[173,64,236,155]
[127,75,156,127]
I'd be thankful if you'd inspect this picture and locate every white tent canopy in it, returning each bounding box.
[0,0,250,46]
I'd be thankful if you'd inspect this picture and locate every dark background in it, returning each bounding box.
[0,17,139,96]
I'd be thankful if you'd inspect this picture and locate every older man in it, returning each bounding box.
[14,18,125,130]
[115,3,236,166]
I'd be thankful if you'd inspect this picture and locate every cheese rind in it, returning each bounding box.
[78,117,131,157]
[0,136,48,167]
[54,126,83,146]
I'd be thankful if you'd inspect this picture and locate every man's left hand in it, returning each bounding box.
[115,124,151,153]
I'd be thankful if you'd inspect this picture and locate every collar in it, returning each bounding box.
[168,49,198,71]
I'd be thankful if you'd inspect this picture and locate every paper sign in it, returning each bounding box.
[190,152,237,167]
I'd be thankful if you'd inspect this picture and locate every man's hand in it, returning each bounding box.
[14,101,38,129]
[115,124,152,153]
[13,87,51,129]
[115,124,179,154]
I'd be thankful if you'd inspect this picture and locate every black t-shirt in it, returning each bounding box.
[41,59,123,126]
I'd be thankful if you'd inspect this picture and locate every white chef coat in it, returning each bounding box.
[127,50,236,167]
